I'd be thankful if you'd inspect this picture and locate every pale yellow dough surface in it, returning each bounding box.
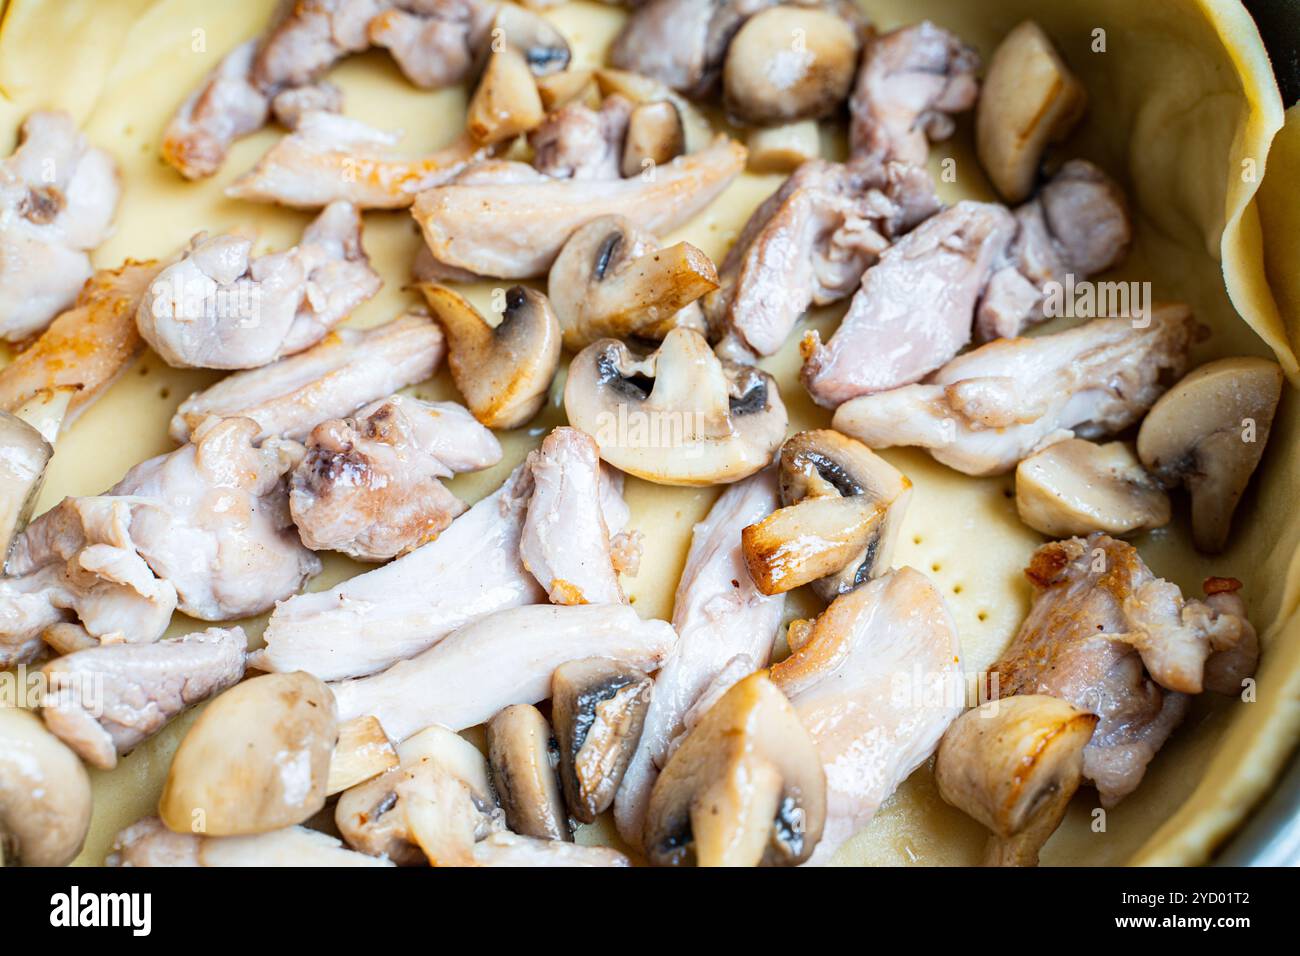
[0,0,1295,866]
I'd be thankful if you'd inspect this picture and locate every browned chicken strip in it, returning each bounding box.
[990,533,1257,806]
[0,260,161,434]
[40,626,247,770]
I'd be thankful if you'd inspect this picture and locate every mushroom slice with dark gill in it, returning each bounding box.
[769,567,963,864]
[722,6,861,126]
[466,46,547,146]
[565,327,788,486]
[336,724,499,865]
[552,657,653,823]
[643,671,825,867]
[976,21,1087,204]
[1015,438,1170,538]
[488,704,570,841]
[160,671,337,837]
[743,429,911,598]
[547,214,716,350]
[935,695,1097,866]
[419,284,562,430]
[0,706,92,866]
[1136,356,1284,553]
[614,469,785,846]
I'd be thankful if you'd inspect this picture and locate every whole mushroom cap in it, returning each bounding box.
[160,671,337,837]
[0,707,92,866]
[1136,356,1284,553]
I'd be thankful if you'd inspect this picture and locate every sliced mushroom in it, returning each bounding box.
[159,672,337,837]
[935,695,1098,866]
[536,69,598,111]
[976,20,1088,203]
[335,723,497,865]
[487,704,571,841]
[565,327,788,485]
[745,120,820,173]
[0,411,53,560]
[552,658,652,824]
[419,283,562,429]
[1136,357,1284,553]
[548,215,717,350]
[723,6,860,126]
[0,707,92,866]
[621,101,685,178]
[743,430,911,598]
[1015,438,1170,538]
[467,46,546,146]
[326,715,399,796]
[643,671,825,867]
[489,2,572,77]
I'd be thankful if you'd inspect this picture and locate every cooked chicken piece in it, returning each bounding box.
[228,112,492,209]
[519,427,627,605]
[849,21,980,165]
[107,816,393,867]
[976,161,1132,340]
[254,0,390,90]
[0,497,178,666]
[471,831,631,867]
[12,417,319,625]
[139,201,380,369]
[254,466,544,681]
[528,95,632,180]
[708,156,940,360]
[0,111,120,340]
[614,470,785,845]
[170,309,443,444]
[411,136,746,278]
[366,0,498,90]
[331,602,678,740]
[800,201,1013,406]
[832,306,1198,476]
[0,260,160,434]
[770,567,963,864]
[269,81,344,127]
[991,534,1256,805]
[291,395,502,561]
[39,626,247,770]
[161,40,272,180]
